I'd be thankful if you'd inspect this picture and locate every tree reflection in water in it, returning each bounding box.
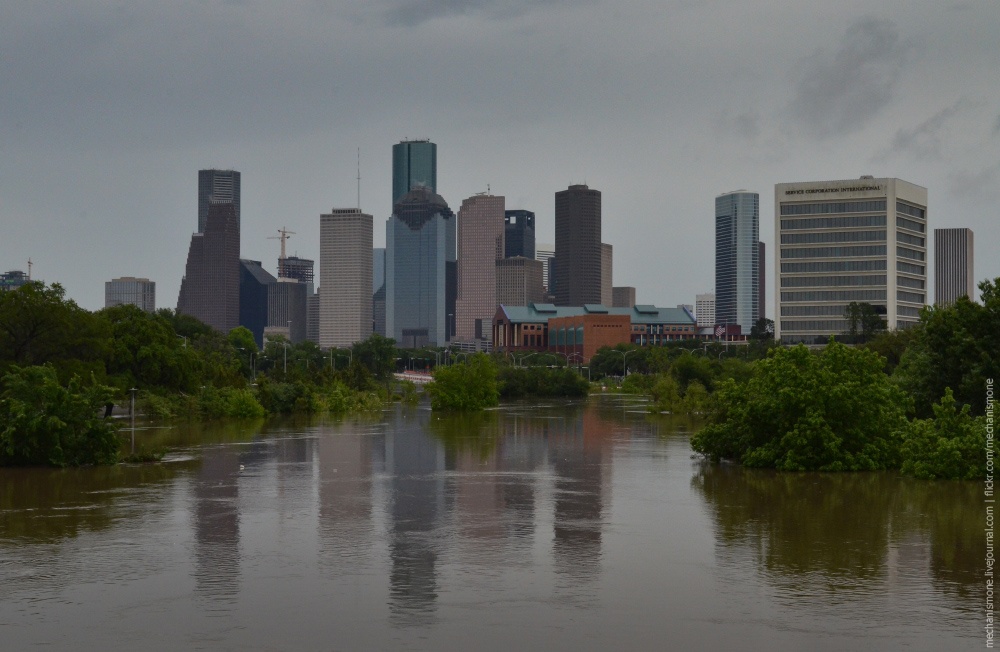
[691,463,980,612]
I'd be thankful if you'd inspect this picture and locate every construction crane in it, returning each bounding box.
[268,227,296,278]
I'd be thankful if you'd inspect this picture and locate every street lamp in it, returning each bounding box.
[129,387,137,454]
[616,349,639,377]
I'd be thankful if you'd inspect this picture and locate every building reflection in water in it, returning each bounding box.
[548,407,613,585]
[386,407,445,624]
[317,420,380,564]
[192,447,244,602]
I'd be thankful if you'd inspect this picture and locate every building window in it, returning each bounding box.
[780,245,886,259]
[780,200,886,216]
[780,230,886,245]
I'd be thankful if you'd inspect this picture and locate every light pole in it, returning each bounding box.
[616,349,639,377]
[283,341,289,374]
[129,387,137,454]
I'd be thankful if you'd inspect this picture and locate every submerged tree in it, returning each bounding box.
[0,365,120,467]
[692,340,909,471]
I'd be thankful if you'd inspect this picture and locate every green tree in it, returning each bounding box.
[692,340,910,471]
[0,365,120,467]
[352,334,397,381]
[844,302,886,344]
[0,282,108,379]
[899,388,987,479]
[98,304,202,392]
[895,278,1000,416]
[426,353,500,411]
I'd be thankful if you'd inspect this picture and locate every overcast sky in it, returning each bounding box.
[3,0,998,313]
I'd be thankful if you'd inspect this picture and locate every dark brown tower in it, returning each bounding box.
[554,184,602,306]
[177,202,240,332]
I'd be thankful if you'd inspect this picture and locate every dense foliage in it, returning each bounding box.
[498,366,589,398]
[899,389,986,480]
[426,354,500,411]
[894,278,1000,417]
[691,341,910,471]
[0,365,120,467]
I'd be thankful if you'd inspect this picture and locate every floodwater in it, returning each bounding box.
[0,396,981,650]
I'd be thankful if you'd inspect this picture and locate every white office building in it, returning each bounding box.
[775,177,927,343]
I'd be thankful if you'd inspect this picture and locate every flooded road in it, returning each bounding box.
[0,396,980,650]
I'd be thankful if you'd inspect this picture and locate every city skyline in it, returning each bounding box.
[2,3,998,314]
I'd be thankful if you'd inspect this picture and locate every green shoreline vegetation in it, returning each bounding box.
[1,278,997,478]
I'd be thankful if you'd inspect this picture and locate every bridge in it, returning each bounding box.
[394,371,433,385]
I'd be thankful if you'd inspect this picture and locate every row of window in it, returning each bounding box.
[781,319,852,332]
[781,245,886,259]
[780,215,886,230]
[897,246,925,261]
[897,261,925,275]
[897,231,925,247]
[899,306,923,317]
[897,202,926,218]
[780,200,886,216]
[780,230,885,245]
[897,216,925,233]
[898,276,925,289]
[898,290,926,303]
[781,304,883,317]
[781,289,887,302]
[781,260,886,273]
[781,275,885,288]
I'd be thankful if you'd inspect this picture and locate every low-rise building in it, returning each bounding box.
[493,303,700,362]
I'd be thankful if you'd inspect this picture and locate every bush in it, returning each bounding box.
[498,366,588,398]
[427,354,500,411]
[0,365,120,467]
[692,340,910,471]
[900,388,987,480]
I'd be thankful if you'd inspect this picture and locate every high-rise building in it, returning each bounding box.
[775,177,928,343]
[373,248,386,293]
[456,193,505,343]
[601,243,613,306]
[715,190,760,333]
[0,270,30,292]
[306,291,320,344]
[695,292,716,327]
[178,202,240,333]
[198,169,240,234]
[392,140,436,206]
[935,228,974,306]
[239,259,275,347]
[268,278,307,343]
[105,277,156,312]
[554,184,602,306]
[536,243,555,294]
[504,210,536,259]
[496,257,545,307]
[281,256,314,288]
[758,241,766,320]
[320,208,373,349]
[612,286,635,308]
[386,187,456,348]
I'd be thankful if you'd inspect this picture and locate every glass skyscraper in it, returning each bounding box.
[385,187,456,348]
[392,140,436,206]
[715,191,760,333]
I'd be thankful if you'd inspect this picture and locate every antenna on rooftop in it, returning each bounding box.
[27,258,32,280]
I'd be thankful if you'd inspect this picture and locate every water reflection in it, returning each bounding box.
[0,398,979,650]
[692,463,980,615]
[387,408,445,624]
